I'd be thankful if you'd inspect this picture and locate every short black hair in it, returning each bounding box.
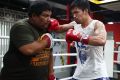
[71,0,90,13]
[28,1,52,17]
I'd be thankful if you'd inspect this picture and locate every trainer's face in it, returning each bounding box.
[33,10,52,29]
[71,7,86,24]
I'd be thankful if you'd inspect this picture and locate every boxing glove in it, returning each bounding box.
[66,29,81,43]
[48,73,56,80]
[66,29,90,44]
[48,18,61,32]
[40,33,54,48]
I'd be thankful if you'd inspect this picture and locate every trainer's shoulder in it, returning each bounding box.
[11,18,29,31]
[14,18,28,25]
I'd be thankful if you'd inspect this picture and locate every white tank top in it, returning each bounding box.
[70,20,108,80]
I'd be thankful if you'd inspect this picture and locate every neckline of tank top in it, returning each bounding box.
[81,19,94,29]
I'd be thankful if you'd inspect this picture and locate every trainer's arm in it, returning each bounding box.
[48,50,54,74]
[88,21,107,46]
[19,33,53,56]
[19,40,48,56]
[11,25,50,56]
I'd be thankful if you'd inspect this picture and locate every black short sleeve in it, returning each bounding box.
[10,25,35,48]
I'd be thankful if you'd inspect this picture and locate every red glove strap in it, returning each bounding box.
[81,35,91,44]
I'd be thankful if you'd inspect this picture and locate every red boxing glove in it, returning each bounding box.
[48,74,56,80]
[48,18,60,32]
[40,33,54,48]
[66,29,81,43]
[66,29,90,44]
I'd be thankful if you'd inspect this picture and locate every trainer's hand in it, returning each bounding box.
[48,18,60,32]
[48,73,56,80]
[40,33,54,48]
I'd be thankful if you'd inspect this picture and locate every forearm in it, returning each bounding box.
[65,29,106,46]
[58,24,73,32]
[88,36,106,46]
[19,33,53,56]
[88,20,107,46]
[19,40,47,56]
[48,52,56,80]
[49,52,54,74]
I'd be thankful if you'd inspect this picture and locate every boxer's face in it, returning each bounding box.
[71,7,87,24]
[32,10,52,29]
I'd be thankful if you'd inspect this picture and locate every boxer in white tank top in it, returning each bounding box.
[70,20,108,80]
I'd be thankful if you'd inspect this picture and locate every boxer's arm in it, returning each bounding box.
[48,18,73,32]
[88,21,107,46]
[58,21,75,32]
[58,21,76,32]
[58,24,74,32]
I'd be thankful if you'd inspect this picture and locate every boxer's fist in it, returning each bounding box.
[48,18,60,32]
[66,29,81,43]
[66,29,90,44]
[40,33,54,48]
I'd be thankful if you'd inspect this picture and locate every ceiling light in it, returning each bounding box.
[22,8,26,10]
[89,0,118,4]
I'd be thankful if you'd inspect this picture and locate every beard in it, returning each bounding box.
[75,20,81,24]
[74,18,81,24]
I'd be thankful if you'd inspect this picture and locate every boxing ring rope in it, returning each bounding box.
[116,42,120,44]
[53,38,77,79]
[0,36,10,39]
[113,50,120,64]
[0,55,4,58]
[53,64,77,69]
[53,39,66,42]
[53,52,77,80]
[53,53,77,56]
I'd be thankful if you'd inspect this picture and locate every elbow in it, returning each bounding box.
[99,40,106,46]
[19,47,35,56]
[23,48,34,55]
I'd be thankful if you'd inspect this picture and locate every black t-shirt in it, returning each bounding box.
[1,18,51,80]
